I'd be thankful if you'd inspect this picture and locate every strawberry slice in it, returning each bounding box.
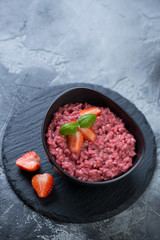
[16,151,40,172]
[80,107,102,116]
[32,173,54,198]
[79,127,96,143]
[68,130,83,153]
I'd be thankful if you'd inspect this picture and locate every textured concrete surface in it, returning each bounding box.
[0,0,160,239]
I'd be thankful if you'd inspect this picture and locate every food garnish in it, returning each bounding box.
[32,173,54,198]
[16,151,40,172]
[59,113,96,136]
[80,107,102,116]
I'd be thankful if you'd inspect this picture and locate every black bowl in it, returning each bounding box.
[42,87,145,186]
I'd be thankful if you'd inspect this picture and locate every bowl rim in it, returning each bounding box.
[41,87,145,185]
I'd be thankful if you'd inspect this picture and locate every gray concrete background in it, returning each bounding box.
[0,0,160,239]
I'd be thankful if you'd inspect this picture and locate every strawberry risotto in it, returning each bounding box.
[46,103,136,182]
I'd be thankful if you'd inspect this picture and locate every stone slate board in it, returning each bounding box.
[2,83,156,223]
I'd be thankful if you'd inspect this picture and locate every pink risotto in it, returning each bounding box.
[46,103,136,182]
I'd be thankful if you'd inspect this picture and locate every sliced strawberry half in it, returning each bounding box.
[16,151,40,172]
[68,130,83,153]
[79,127,96,143]
[32,173,54,198]
[80,107,102,116]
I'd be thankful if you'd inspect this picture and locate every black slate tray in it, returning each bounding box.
[2,83,156,223]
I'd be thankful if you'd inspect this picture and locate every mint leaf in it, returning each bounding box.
[59,122,78,135]
[77,114,96,128]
